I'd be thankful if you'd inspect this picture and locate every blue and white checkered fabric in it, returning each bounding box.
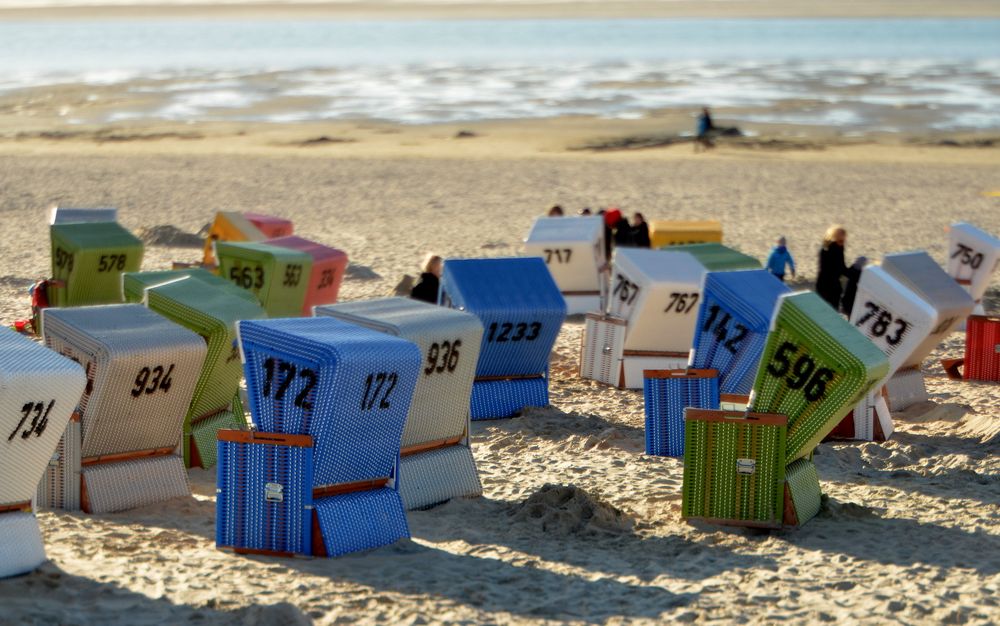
[470,375,549,420]
[216,436,314,555]
[238,318,420,487]
[314,487,410,557]
[440,258,566,378]
[691,270,789,394]
[643,374,719,457]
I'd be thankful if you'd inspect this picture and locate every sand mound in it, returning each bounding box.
[345,263,381,280]
[138,225,204,248]
[506,483,633,536]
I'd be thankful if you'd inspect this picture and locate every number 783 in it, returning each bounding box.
[764,341,835,402]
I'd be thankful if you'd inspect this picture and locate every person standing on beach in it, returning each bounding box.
[411,253,443,304]
[765,236,796,281]
[816,225,849,311]
[631,212,651,248]
[695,107,715,152]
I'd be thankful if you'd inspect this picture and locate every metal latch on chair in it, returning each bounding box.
[264,482,284,503]
[602,344,612,355]
[736,459,756,475]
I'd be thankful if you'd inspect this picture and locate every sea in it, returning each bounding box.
[0,17,999,131]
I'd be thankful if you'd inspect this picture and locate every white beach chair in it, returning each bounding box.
[523,216,606,315]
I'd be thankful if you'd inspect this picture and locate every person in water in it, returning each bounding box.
[765,236,796,281]
[411,253,443,304]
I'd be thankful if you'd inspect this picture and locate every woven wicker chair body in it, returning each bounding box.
[751,292,889,463]
[49,206,117,225]
[315,298,482,447]
[267,236,348,315]
[650,220,722,249]
[49,222,143,307]
[880,251,975,369]
[692,270,789,394]
[947,222,1000,303]
[0,511,47,578]
[580,313,627,386]
[41,304,207,458]
[122,268,260,305]
[203,211,267,266]
[964,315,1000,381]
[0,329,86,507]
[145,277,266,466]
[523,216,605,293]
[216,241,312,318]
[37,420,82,509]
[671,243,761,272]
[81,455,190,513]
[610,248,705,352]
[682,409,787,528]
[313,486,410,557]
[238,317,420,488]
[884,368,929,411]
[440,257,565,377]
[849,266,938,377]
[784,457,822,527]
[216,431,314,556]
[643,369,719,457]
[245,213,294,239]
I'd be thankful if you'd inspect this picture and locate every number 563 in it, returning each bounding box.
[765,341,835,402]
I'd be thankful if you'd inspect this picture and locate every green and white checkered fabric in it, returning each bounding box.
[190,405,246,469]
[784,457,822,527]
[144,277,264,467]
[50,222,143,307]
[682,409,787,527]
[670,243,761,272]
[751,292,889,463]
[122,268,260,305]
[216,241,312,318]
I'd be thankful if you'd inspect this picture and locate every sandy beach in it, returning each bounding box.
[0,115,997,624]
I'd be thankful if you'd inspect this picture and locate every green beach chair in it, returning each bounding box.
[671,243,761,272]
[144,276,266,468]
[682,408,788,528]
[215,241,312,317]
[122,268,260,305]
[783,458,823,527]
[49,222,143,308]
[750,292,889,464]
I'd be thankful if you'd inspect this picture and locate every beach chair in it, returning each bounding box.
[523,216,606,315]
[49,206,117,225]
[440,258,565,420]
[266,236,349,316]
[236,317,420,556]
[682,408,788,528]
[672,243,761,272]
[947,222,1000,313]
[144,276,266,468]
[122,267,260,305]
[643,369,719,457]
[38,305,204,513]
[828,266,937,441]
[215,241,312,317]
[750,292,889,464]
[782,457,823,527]
[49,221,143,308]
[690,270,790,394]
[880,251,975,410]
[583,249,702,388]
[0,329,86,578]
[960,315,1000,381]
[202,211,292,267]
[649,220,722,249]
[315,298,484,510]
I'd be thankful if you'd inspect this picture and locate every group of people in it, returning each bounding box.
[765,225,863,314]
[413,217,863,318]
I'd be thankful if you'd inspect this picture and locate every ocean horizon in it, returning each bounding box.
[1,17,998,130]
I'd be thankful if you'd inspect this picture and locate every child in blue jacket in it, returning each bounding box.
[766,236,796,281]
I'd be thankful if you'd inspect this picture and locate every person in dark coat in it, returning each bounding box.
[816,225,848,311]
[631,212,651,248]
[411,254,443,304]
[605,207,634,248]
